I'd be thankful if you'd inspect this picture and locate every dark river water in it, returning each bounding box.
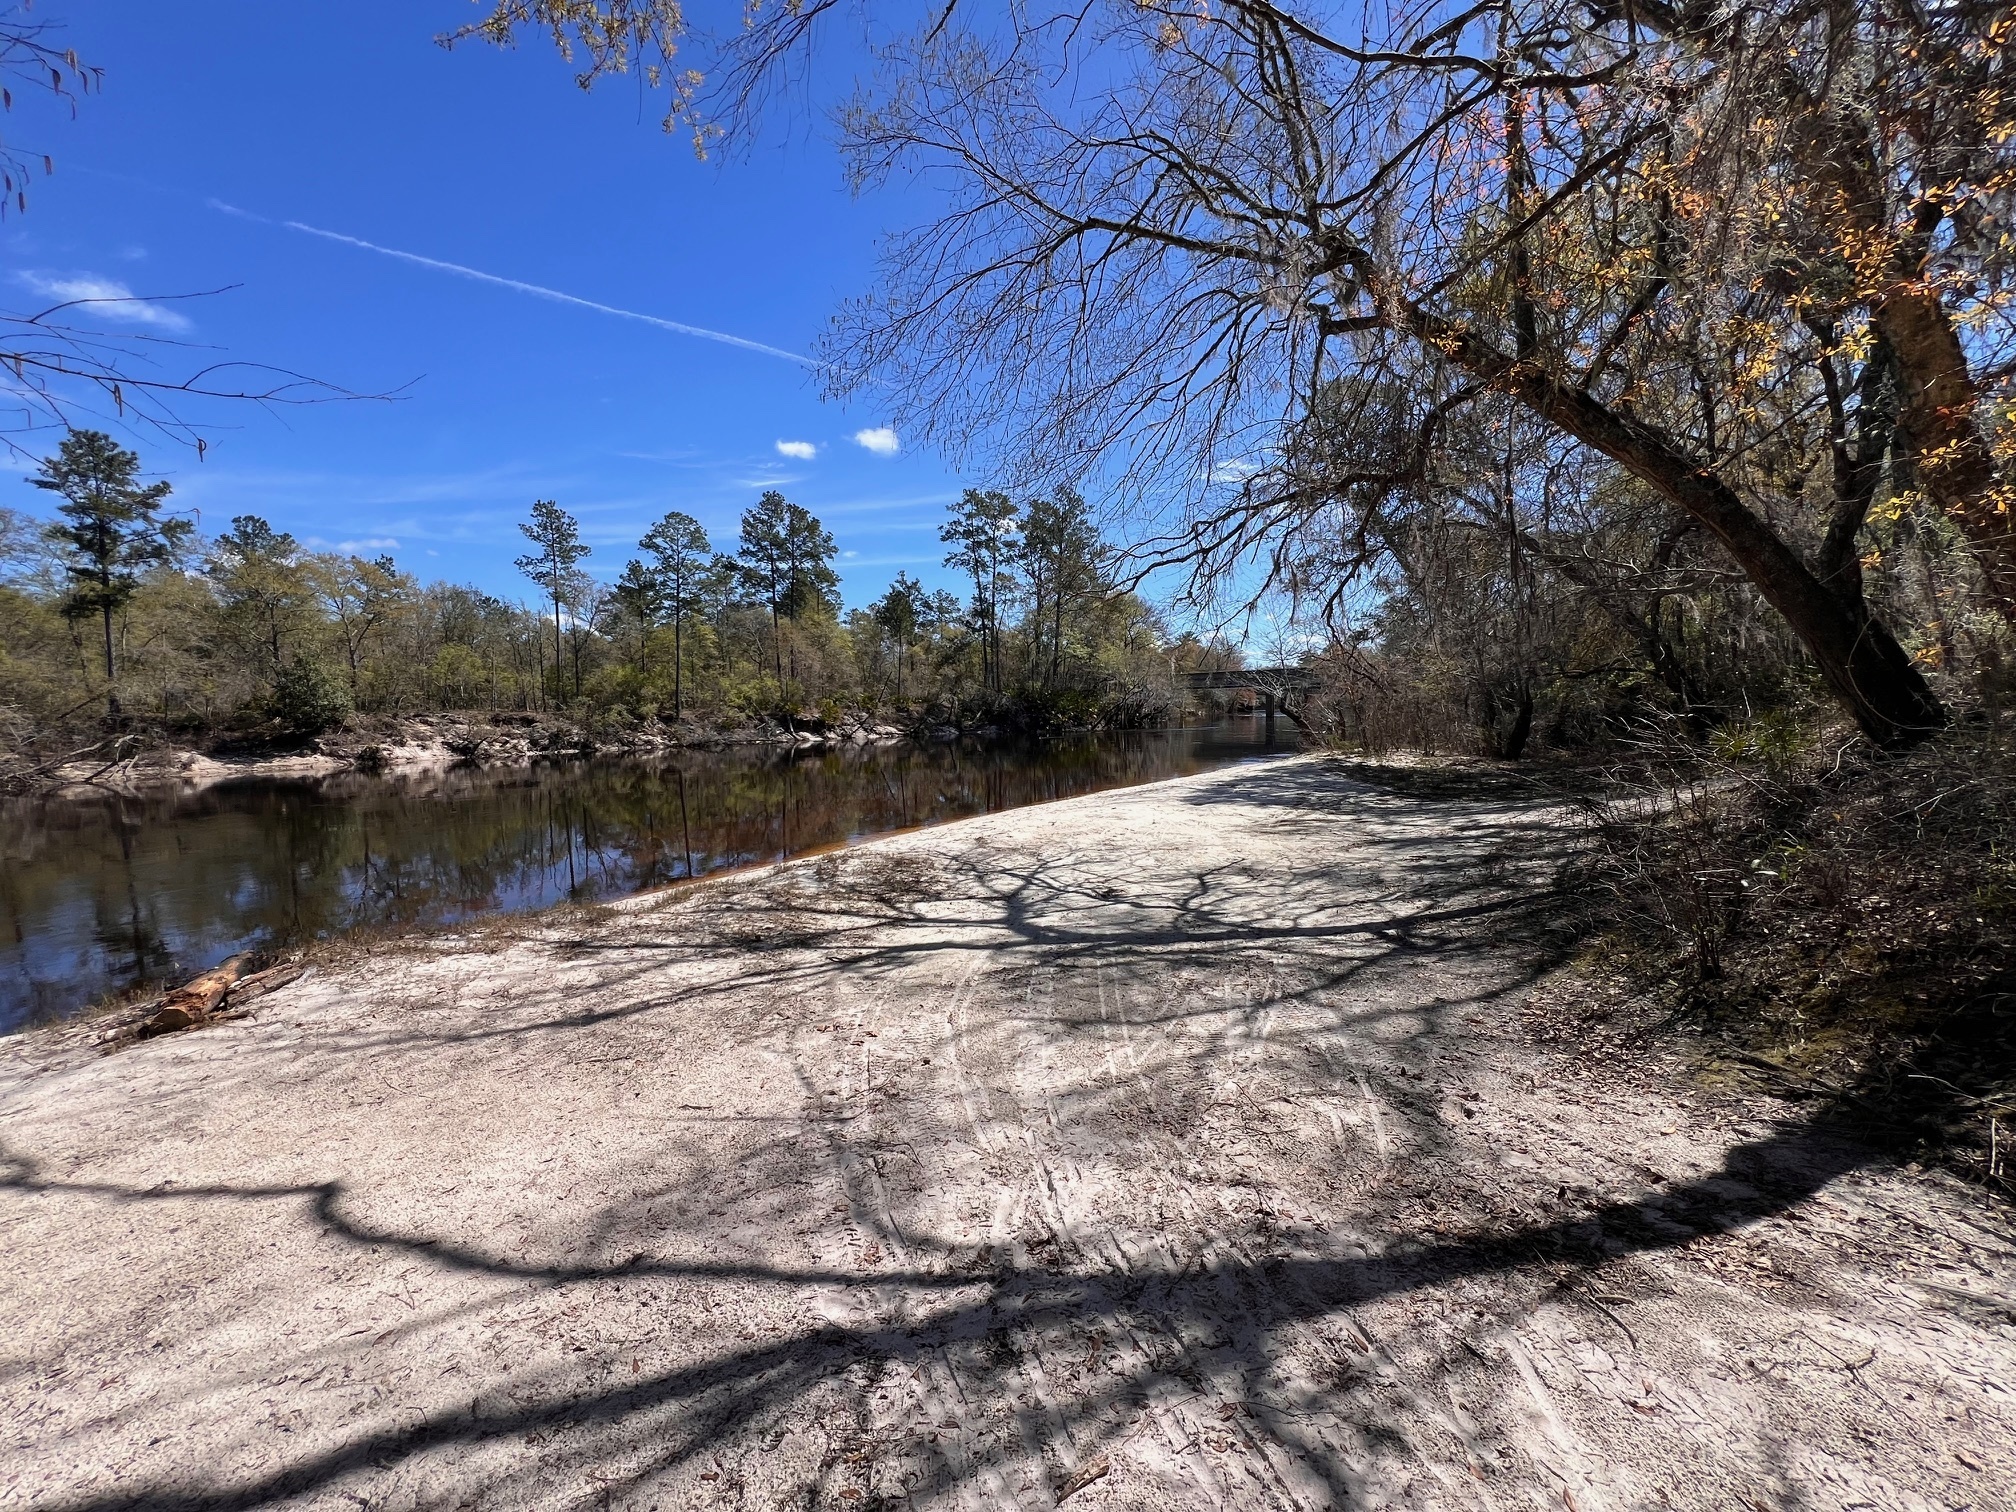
[1,719,1296,1031]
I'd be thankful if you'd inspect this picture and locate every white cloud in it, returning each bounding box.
[13,271,193,332]
[774,439,818,461]
[852,426,900,457]
[338,537,400,553]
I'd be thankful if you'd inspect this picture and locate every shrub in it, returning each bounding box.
[270,657,352,735]
[1569,720,2016,1193]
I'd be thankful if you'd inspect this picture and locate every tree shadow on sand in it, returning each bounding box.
[4,1099,1947,1512]
[10,759,2011,1509]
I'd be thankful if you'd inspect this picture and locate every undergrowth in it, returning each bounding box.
[1565,716,2016,1196]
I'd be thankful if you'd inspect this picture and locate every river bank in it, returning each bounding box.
[2,721,1295,1030]
[2,755,2010,1509]
[37,708,917,798]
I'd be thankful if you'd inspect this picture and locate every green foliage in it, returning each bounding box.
[728,490,841,702]
[0,506,67,594]
[610,559,662,641]
[270,656,352,734]
[430,644,490,708]
[872,572,922,643]
[0,582,75,728]
[1709,712,1812,771]
[514,499,591,598]
[1019,486,1101,689]
[321,552,413,699]
[639,510,710,615]
[940,488,1018,693]
[207,515,316,679]
[4,437,1204,757]
[735,490,838,620]
[515,499,591,698]
[34,431,185,622]
[635,509,712,715]
[871,573,926,701]
[30,430,188,709]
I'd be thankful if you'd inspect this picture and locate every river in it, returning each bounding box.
[1,719,1297,1030]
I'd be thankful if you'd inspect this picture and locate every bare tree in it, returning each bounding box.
[481,0,2016,742]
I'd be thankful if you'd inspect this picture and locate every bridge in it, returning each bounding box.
[1177,666,1319,732]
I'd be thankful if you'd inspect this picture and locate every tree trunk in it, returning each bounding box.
[1488,685,1534,760]
[989,600,1002,695]
[1875,289,2016,617]
[673,611,683,721]
[1051,568,1063,688]
[1403,301,1945,744]
[1641,0,2016,621]
[100,603,120,721]
[552,593,564,705]
[533,622,546,713]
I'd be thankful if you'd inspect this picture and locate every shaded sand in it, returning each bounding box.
[3,755,2011,1510]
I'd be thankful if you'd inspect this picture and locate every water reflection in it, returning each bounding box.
[1,719,1295,1030]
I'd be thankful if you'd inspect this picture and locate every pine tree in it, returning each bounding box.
[32,429,188,720]
[640,509,711,720]
[514,500,591,700]
[872,572,925,703]
[735,491,793,690]
[735,491,837,695]
[940,489,1019,694]
[1021,486,1101,688]
[611,559,663,676]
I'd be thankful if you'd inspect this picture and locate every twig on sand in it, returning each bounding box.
[1055,1453,1111,1504]
[1559,1281,1639,1351]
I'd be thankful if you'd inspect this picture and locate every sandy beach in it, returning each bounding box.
[3,754,2011,1510]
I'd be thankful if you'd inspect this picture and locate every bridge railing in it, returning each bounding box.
[1176,667,1320,691]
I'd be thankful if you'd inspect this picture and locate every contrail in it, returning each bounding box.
[208,199,818,369]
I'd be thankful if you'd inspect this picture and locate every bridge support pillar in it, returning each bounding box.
[1263,691,1276,743]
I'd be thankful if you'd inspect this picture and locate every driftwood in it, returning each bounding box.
[110,958,310,1044]
[224,961,307,1006]
[138,955,252,1035]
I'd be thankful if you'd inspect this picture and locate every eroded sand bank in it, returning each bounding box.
[2,755,2011,1509]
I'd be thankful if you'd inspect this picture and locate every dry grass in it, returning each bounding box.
[1552,720,2016,1196]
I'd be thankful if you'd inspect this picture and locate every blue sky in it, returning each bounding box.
[2,1,978,609]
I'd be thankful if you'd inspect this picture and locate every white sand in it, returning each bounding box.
[3,754,2011,1510]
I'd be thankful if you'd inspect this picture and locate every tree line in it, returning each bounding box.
[0,430,1220,761]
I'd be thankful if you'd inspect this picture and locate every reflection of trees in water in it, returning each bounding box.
[95,806,179,989]
[2,724,1285,1025]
